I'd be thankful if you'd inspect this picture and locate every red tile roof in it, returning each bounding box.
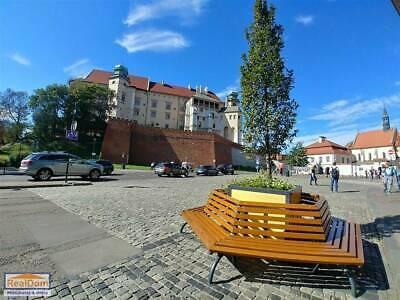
[82,69,221,102]
[305,139,352,155]
[351,128,398,149]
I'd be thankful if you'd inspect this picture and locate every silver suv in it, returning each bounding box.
[20,152,104,181]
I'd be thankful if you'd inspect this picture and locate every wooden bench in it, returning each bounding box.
[180,189,364,297]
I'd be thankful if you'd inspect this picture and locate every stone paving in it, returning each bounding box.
[1,171,399,299]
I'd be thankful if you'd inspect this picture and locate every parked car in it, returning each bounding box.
[154,162,189,177]
[196,165,219,176]
[20,152,104,181]
[89,159,114,175]
[217,164,235,175]
[181,161,194,172]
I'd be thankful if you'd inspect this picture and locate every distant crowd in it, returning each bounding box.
[309,161,400,194]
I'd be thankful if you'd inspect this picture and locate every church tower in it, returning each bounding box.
[382,106,390,131]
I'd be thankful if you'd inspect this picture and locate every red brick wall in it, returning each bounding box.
[101,119,239,166]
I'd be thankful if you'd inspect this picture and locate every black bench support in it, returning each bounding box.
[180,222,188,233]
[208,253,223,284]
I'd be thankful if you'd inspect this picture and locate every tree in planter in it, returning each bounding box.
[240,0,298,176]
[287,142,308,167]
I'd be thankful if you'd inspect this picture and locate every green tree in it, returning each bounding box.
[0,89,30,143]
[29,84,69,147]
[240,0,298,176]
[29,82,113,155]
[286,142,308,167]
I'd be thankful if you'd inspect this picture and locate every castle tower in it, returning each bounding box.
[382,106,390,131]
[108,65,134,120]
[223,91,242,144]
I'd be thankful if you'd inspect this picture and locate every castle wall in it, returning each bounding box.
[101,118,241,166]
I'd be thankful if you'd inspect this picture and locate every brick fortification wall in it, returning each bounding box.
[101,119,240,166]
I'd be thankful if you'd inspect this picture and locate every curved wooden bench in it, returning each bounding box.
[180,189,364,297]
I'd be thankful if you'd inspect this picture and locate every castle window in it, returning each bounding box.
[229,115,232,120]
[112,80,115,84]
[165,124,169,129]
[180,105,185,112]
[238,115,241,119]
[347,158,350,164]
[165,102,171,110]
[165,112,170,120]
[150,110,157,118]
[213,124,215,129]
[368,153,372,161]
[233,115,236,119]
[135,99,141,106]
[121,92,126,104]
[134,108,140,116]
[358,154,361,161]
[383,152,386,159]
[326,156,330,163]
[341,157,345,163]
[151,100,157,108]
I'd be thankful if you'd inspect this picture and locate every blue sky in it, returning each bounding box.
[1,0,400,146]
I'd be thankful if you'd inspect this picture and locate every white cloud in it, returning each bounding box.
[10,53,31,66]
[309,94,400,127]
[116,30,188,53]
[216,79,240,99]
[295,15,314,26]
[63,58,91,78]
[124,0,207,26]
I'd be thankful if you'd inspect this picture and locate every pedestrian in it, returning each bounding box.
[378,166,382,180]
[325,167,330,178]
[309,165,317,185]
[330,162,340,192]
[383,161,395,194]
[365,169,368,179]
[370,168,374,180]
[395,163,400,191]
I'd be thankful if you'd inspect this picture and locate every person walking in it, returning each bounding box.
[330,162,340,192]
[383,161,395,194]
[395,163,400,191]
[309,165,317,185]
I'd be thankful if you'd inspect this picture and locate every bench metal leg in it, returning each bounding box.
[345,269,357,298]
[180,222,187,233]
[208,253,223,284]
[312,264,319,274]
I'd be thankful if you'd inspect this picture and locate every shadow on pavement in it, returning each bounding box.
[227,240,388,296]
[26,177,119,183]
[362,215,400,239]
[339,190,360,193]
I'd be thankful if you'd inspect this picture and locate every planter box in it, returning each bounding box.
[227,185,302,237]
[228,185,302,204]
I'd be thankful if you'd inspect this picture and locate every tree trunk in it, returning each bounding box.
[267,152,272,178]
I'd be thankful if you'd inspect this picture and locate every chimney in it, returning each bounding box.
[318,136,326,143]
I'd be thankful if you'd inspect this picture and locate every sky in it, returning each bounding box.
[1,0,400,146]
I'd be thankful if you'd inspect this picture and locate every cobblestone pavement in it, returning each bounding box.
[2,171,399,299]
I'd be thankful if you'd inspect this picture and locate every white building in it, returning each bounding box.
[76,65,242,144]
[305,136,355,175]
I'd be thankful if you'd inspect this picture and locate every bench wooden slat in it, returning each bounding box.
[237,206,322,217]
[235,220,325,233]
[235,212,324,225]
[232,227,327,241]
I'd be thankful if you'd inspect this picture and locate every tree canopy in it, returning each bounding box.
[240,0,298,176]
[286,142,309,167]
[0,88,30,143]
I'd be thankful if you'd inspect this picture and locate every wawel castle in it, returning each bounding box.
[76,65,242,144]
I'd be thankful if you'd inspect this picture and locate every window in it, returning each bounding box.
[318,157,322,163]
[165,102,171,110]
[347,158,350,164]
[112,80,115,84]
[229,115,232,120]
[383,152,386,159]
[213,123,216,129]
[134,108,140,116]
[358,154,361,161]
[368,153,372,161]
[341,157,345,164]
[165,124,169,129]
[326,156,330,163]
[233,115,236,119]
[180,105,185,112]
[150,110,157,118]
[151,100,157,108]
[165,112,170,120]
[135,98,141,106]
[120,92,126,104]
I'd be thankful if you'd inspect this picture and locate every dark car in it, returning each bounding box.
[217,164,235,175]
[196,165,219,176]
[89,160,114,175]
[154,162,189,177]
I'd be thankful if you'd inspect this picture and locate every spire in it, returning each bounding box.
[382,105,390,131]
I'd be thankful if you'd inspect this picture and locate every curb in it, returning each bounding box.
[0,182,93,190]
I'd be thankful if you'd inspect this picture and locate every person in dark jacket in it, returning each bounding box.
[309,165,318,185]
[330,162,340,192]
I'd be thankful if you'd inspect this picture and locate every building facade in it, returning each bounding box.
[305,136,355,167]
[78,65,242,144]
